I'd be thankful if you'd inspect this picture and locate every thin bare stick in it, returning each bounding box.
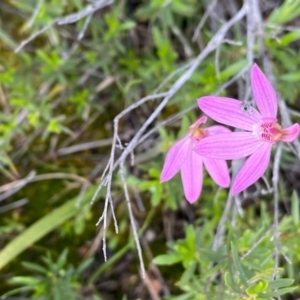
[15,0,113,52]
[244,0,255,102]
[288,107,300,118]
[272,142,282,280]
[57,0,113,25]
[215,45,221,79]
[171,25,193,57]
[241,226,273,260]
[193,0,218,41]
[91,93,169,204]
[0,198,28,213]
[95,2,248,274]
[120,162,145,277]
[78,13,93,41]
[15,21,55,53]
[154,60,194,93]
[97,47,250,189]
[27,0,43,29]
[139,65,250,148]
[0,171,36,202]
[213,193,233,251]
[113,2,248,168]
[0,171,90,202]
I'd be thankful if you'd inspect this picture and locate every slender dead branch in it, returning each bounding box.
[193,0,218,41]
[120,162,145,277]
[15,0,113,53]
[0,171,90,202]
[272,142,282,279]
[94,2,248,276]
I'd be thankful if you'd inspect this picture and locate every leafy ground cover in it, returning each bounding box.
[0,0,300,299]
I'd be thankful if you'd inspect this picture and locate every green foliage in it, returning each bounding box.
[2,249,93,300]
[269,0,300,25]
[0,186,99,270]
[0,0,300,299]
[153,202,300,299]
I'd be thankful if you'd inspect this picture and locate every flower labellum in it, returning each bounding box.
[160,116,230,203]
[195,64,300,195]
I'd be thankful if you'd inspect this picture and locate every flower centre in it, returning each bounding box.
[253,118,283,143]
[189,127,208,142]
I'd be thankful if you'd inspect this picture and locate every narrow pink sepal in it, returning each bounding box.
[281,123,300,142]
[181,149,203,203]
[206,125,231,135]
[232,142,272,195]
[203,157,230,188]
[194,132,263,160]
[197,96,261,131]
[190,115,208,128]
[251,64,278,118]
[160,137,191,182]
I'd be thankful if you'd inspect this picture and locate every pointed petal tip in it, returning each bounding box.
[181,151,203,204]
[251,63,278,118]
[203,157,230,187]
[281,123,300,142]
[159,176,168,183]
[185,196,199,204]
[160,137,191,182]
[217,172,230,188]
[251,63,260,72]
[220,178,230,188]
[231,143,272,195]
[190,115,208,129]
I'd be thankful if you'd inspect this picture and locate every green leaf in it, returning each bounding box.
[231,242,248,287]
[171,0,195,16]
[1,286,36,298]
[150,183,163,206]
[0,186,99,270]
[47,118,62,134]
[268,0,300,24]
[279,31,300,46]
[57,248,69,269]
[152,26,165,48]
[267,278,294,289]
[261,287,297,297]
[9,276,41,285]
[0,27,17,48]
[246,281,268,295]
[280,72,300,82]
[21,261,48,274]
[224,271,241,293]
[186,225,196,249]
[291,191,299,226]
[219,59,247,81]
[153,253,181,265]
[120,21,136,31]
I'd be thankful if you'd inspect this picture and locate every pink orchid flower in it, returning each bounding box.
[195,64,300,195]
[160,116,230,203]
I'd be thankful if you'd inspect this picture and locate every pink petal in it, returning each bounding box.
[160,137,191,182]
[251,64,278,118]
[181,149,203,203]
[198,96,262,131]
[194,132,263,160]
[190,115,208,129]
[203,157,230,187]
[281,123,300,142]
[232,142,272,195]
[206,125,231,135]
